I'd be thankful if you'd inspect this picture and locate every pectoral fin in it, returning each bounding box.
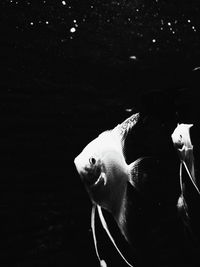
[128,157,150,188]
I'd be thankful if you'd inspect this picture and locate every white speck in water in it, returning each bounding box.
[192,26,196,31]
[188,19,191,23]
[125,108,133,113]
[62,0,66,5]
[70,27,76,33]
[45,21,49,24]
[129,56,137,60]
[30,22,34,26]
[152,39,156,43]
[193,67,200,71]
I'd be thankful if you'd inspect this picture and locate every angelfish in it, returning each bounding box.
[171,123,200,234]
[171,123,199,194]
[74,113,144,267]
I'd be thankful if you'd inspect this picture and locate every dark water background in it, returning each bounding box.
[1,4,200,266]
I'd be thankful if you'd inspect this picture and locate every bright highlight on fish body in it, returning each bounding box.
[74,112,145,267]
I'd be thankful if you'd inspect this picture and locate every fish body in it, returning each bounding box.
[171,123,200,239]
[74,113,141,240]
[171,123,198,192]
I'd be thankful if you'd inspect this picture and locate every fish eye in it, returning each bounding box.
[89,157,96,165]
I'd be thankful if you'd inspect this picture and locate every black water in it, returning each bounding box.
[1,35,200,267]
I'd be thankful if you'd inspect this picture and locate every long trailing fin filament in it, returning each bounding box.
[180,161,183,193]
[182,161,200,195]
[91,205,107,267]
[97,205,134,267]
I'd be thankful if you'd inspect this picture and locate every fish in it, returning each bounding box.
[74,112,146,267]
[171,123,200,236]
[171,123,199,194]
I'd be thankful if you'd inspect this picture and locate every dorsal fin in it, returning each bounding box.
[115,113,140,144]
